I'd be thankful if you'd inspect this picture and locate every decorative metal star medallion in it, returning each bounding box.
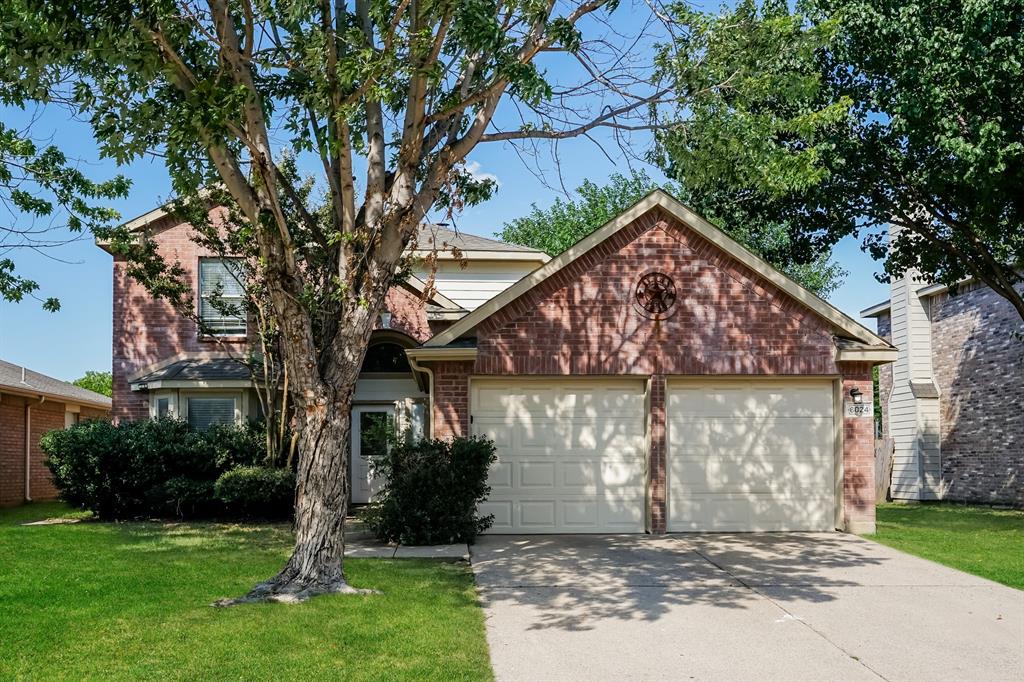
[635,271,677,316]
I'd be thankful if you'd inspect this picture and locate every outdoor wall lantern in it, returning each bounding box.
[849,387,863,404]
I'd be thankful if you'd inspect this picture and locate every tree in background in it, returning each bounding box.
[500,170,846,296]
[657,0,1024,319]
[3,0,668,602]
[71,371,112,398]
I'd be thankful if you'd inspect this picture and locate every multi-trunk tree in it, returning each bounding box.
[2,0,667,601]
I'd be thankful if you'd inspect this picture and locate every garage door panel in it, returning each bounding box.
[473,379,646,534]
[669,380,835,532]
[671,384,833,419]
[671,493,835,532]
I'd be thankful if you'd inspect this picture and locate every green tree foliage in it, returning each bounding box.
[0,0,659,600]
[0,123,128,311]
[658,0,1024,319]
[71,370,112,397]
[500,170,846,296]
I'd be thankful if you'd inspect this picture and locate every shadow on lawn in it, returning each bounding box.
[471,533,887,631]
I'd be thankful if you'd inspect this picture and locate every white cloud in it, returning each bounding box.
[463,160,501,187]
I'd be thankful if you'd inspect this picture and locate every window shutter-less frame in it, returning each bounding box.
[187,398,236,431]
[199,259,247,335]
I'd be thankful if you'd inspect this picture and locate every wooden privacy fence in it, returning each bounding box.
[874,437,894,502]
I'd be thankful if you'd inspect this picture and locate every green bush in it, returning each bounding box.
[214,466,295,519]
[41,418,282,520]
[364,435,497,545]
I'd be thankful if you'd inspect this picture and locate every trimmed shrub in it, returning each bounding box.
[41,418,279,520]
[214,466,295,518]
[364,435,497,545]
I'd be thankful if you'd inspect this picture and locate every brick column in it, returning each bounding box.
[430,361,473,440]
[648,374,667,534]
[840,363,876,533]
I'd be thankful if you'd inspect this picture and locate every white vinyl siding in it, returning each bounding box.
[413,260,541,310]
[668,380,836,532]
[471,378,646,533]
[888,271,942,500]
[199,258,246,335]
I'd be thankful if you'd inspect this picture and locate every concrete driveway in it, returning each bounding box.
[471,533,1024,681]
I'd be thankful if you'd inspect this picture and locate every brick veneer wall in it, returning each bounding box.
[0,394,110,506]
[930,282,1024,506]
[424,209,878,532]
[841,364,876,532]
[111,209,247,422]
[112,210,437,421]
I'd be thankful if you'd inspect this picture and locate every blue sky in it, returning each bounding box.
[0,5,889,382]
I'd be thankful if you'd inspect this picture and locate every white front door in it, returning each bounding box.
[350,405,395,504]
[668,379,836,532]
[471,378,647,533]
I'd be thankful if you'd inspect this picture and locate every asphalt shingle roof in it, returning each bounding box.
[0,359,112,408]
[415,224,545,254]
[134,358,253,384]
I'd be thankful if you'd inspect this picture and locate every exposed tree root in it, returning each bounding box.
[212,577,378,607]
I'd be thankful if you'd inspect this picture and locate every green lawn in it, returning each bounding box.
[873,503,1024,589]
[0,503,492,681]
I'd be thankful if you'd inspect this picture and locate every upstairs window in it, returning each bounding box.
[199,258,246,336]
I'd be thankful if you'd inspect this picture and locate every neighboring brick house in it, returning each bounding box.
[862,276,1024,506]
[101,190,897,533]
[0,360,111,506]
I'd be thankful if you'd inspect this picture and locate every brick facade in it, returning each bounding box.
[930,283,1023,505]
[0,392,109,506]
[112,211,440,421]
[841,364,876,532]
[423,209,879,532]
[873,283,1023,507]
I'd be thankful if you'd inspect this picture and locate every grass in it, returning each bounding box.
[0,503,492,681]
[873,503,1024,589]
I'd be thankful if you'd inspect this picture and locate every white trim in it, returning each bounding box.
[426,190,890,349]
[412,249,549,262]
[860,301,892,318]
[836,348,900,362]
[403,274,463,310]
[134,378,253,391]
[404,347,478,362]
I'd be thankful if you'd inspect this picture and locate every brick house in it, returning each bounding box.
[0,360,111,506]
[101,189,896,533]
[861,274,1023,506]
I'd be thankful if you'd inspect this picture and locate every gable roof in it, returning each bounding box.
[0,360,112,409]
[425,189,894,352]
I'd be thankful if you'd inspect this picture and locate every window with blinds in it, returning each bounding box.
[186,397,237,431]
[199,258,246,335]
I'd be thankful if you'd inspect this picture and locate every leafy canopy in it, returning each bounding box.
[71,370,112,398]
[657,0,1024,319]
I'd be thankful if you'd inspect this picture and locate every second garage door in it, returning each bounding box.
[668,379,836,532]
[471,379,646,533]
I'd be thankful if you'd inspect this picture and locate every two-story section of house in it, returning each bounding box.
[97,203,548,503]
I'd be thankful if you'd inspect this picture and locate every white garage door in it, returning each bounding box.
[471,379,646,533]
[668,380,836,532]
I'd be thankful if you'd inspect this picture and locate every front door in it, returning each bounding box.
[350,406,394,504]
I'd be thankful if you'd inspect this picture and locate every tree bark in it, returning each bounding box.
[215,383,371,605]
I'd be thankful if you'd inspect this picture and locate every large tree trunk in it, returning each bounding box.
[215,383,371,605]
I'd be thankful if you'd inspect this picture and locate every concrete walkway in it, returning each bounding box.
[471,533,1024,682]
[344,520,469,559]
